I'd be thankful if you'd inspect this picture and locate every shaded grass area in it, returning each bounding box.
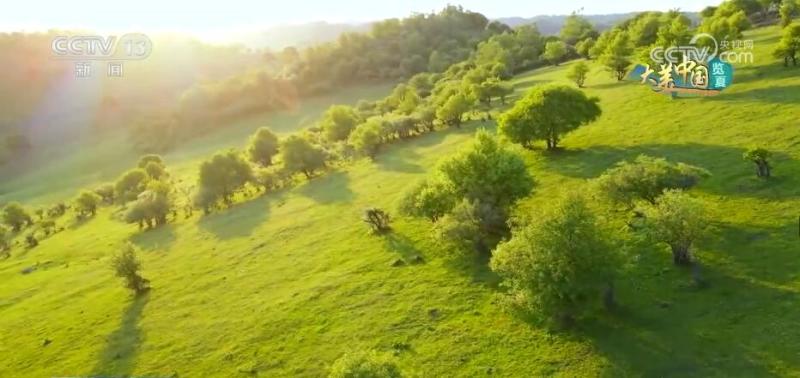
[1,25,800,376]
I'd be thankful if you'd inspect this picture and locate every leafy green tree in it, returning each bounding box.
[490,192,618,327]
[438,129,533,209]
[399,177,457,221]
[743,147,773,178]
[322,105,361,141]
[542,41,567,65]
[2,202,32,232]
[498,84,601,150]
[494,82,514,105]
[575,38,595,58]
[115,168,150,203]
[247,127,280,167]
[594,155,710,206]
[74,190,102,217]
[348,119,384,158]
[600,31,634,81]
[413,105,437,132]
[126,180,173,229]
[435,92,473,128]
[560,12,597,45]
[774,22,800,66]
[566,61,590,87]
[280,135,327,178]
[94,183,116,204]
[781,0,799,27]
[143,161,167,180]
[112,244,150,295]
[137,154,164,169]
[197,149,253,205]
[700,3,751,41]
[329,350,402,378]
[640,190,709,266]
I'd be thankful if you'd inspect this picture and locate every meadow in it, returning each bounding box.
[1,25,800,377]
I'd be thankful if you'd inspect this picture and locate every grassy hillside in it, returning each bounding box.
[2,25,800,377]
[0,83,392,206]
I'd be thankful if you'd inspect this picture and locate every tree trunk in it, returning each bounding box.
[671,244,692,266]
[603,281,616,310]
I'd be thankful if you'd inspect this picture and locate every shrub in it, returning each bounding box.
[594,155,710,206]
[349,119,384,158]
[362,208,391,234]
[47,203,68,218]
[112,244,150,295]
[2,202,32,232]
[566,61,590,87]
[329,351,402,378]
[25,233,38,248]
[137,154,164,169]
[743,147,772,178]
[490,192,618,327]
[322,105,361,142]
[94,183,116,204]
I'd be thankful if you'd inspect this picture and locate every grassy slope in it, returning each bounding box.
[2,25,800,377]
[0,83,392,206]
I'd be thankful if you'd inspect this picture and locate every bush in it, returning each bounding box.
[47,203,68,218]
[25,233,38,248]
[94,183,116,204]
[115,169,150,203]
[137,154,164,169]
[322,105,361,142]
[594,155,709,206]
[490,192,618,327]
[2,202,32,232]
[362,208,391,234]
[197,149,254,206]
[112,244,150,295]
[329,351,402,378]
[280,135,327,178]
[349,119,384,158]
[566,61,590,87]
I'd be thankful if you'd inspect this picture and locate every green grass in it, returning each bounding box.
[0,83,392,206]
[2,24,800,376]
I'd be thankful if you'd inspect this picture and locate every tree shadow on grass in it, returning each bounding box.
[374,148,424,174]
[443,250,501,287]
[577,260,800,376]
[706,84,800,104]
[89,293,149,377]
[128,223,176,251]
[297,171,354,204]
[382,233,425,263]
[198,192,283,240]
[728,64,800,85]
[543,143,800,199]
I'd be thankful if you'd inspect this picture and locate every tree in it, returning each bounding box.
[137,154,164,169]
[435,92,472,128]
[413,105,437,132]
[197,149,253,205]
[490,192,618,327]
[126,180,173,229]
[2,202,32,232]
[0,226,9,253]
[438,129,533,209]
[743,147,773,178]
[542,41,567,66]
[640,190,708,266]
[599,31,633,81]
[362,208,391,234]
[560,12,597,45]
[322,105,361,141]
[247,127,279,167]
[74,190,102,217]
[566,61,590,87]
[774,22,800,66]
[115,169,150,203]
[329,351,402,378]
[781,0,799,27]
[498,84,601,150]
[575,38,595,59]
[143,161,167,180]
[280,135,327,178]
[348,119,384,158]
[594,155,710,206]
[112,244,150,295]
[398,177,457,221]
[94,183,116,204]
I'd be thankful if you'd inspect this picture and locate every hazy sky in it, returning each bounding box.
[5,0,721,35]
